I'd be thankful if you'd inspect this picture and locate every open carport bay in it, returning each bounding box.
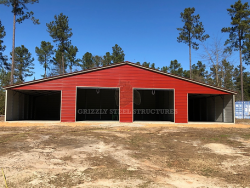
[133,89,174,121]
[188,94,234,123]
[5,90,61,121]
[76,88,119,121]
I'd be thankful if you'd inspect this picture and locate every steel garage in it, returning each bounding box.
[4,62,236,123]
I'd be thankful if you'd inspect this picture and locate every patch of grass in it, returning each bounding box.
[138,181,153,188]
[128,136,148,148]
[82,156,144,180]
[242,134,250,139]
[0,133,28,143]
[219,134,229,138]
[61,155,73,162]
[48,172,79,187]
[201,167,218,177]
[210,137,220,141]
[200,134,230,143]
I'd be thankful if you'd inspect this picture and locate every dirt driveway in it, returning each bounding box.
[0,121,250,187]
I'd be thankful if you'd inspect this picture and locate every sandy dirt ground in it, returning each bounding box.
[0,121,250,187]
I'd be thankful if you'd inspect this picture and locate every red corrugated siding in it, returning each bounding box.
[12,64,230,123]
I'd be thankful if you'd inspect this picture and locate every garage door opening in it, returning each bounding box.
[188,94,234,123]
[76,87,119,121]
[6,90,61,121]
[133,89,174,121]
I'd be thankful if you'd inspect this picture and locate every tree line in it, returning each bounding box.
[135,59,250,102]
[0,12,126,83]
[0,0,250,115]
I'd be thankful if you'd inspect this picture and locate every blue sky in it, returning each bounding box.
[0,0,246,81]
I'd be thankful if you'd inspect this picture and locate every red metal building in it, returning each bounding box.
[4,62,236,123]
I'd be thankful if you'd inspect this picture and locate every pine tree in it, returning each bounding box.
[111,44,125,64]
[233,65,250,101]
[0,20,9,114]
[183,70,190,78]
[51,48,67,75]
[0,0,39,84]
[243,34,250,65]
[161,66,169,73]
[191,61,207,82]
[150,63,156,69]
[0,20,7,67]
[220,59,234,90]
[80,52,94,70]
[103,52,112,66]
[0,68,10,88]
[169,60,183,76]
[11,45,34,83]
[35,41,54,78]
[66,45,80,73]
[177,7,209,78]
[142,62,150,68]
[47,13,72,74]
[93,55,103,68]
[0,67,11,112]
[221,0,250,103]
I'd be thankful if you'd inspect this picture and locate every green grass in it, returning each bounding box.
[201,167,218,177]
[0,133,28,143]
[243,134,250,139]
[201,134,230,142]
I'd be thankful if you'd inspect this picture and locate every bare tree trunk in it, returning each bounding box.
[200,38,232,87]
[189,43,191,79]
[240,39,244,118]
[216,52,219,86]
[11,11,16,85]
[62,52,64,74]
[215,67,219,86]
[45,54,46,78]
[220,64,224,87]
